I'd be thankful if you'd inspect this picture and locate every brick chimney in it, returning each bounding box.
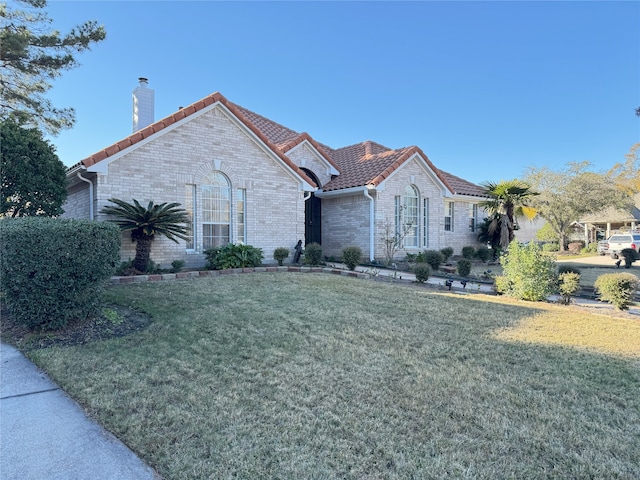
[132,77,154,132]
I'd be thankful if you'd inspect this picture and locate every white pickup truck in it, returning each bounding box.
[605,233,640,259]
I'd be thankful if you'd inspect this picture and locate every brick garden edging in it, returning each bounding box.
[110,266,371,284]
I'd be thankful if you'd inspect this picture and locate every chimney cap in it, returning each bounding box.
[138,77,149,85]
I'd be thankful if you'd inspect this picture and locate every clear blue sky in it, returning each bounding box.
[45,0,639,185]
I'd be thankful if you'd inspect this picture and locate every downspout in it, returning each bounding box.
[363,188,375,261]
[76,167,94,220]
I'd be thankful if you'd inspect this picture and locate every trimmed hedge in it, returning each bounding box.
[342,246,362,271]
[205,243,263,270]
[304,242,323,266]
[594,273,639,310]
[0,218,120,330]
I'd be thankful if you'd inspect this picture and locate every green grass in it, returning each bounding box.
[28,274,640,479]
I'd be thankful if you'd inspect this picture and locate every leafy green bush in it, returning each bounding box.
[414,264,431,283]
[474,246,491,263]
[461,246,476,259]
[421,250,444,271]
[303,242,323,266]
[457,259,472,276]
[342,246,362,271]
[558,264,581,276]
[620,248,638,268]
[594,272,639,310]
[500,241,557,301]
[205,243,263,270]
[585,242,598,253]
[0,218,120,330]
[171,260,185,273]
[558,272,581,305]
[273,247,290,266]
[440,247,454,262]
[542,243,559,252]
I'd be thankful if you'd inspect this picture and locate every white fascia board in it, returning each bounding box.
[315,186,371,198]
[287,140,340,176]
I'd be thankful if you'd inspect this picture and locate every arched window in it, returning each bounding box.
[202,172,231,249]
[403,185,419,247]
[396,185,419,248]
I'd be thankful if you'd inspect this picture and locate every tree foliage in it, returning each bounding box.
[607,143,640,195]
[101,198,189,273]
[480,180,538,249]
[525,162,632,251]
[0,0,106,135]
[1,118,67,217]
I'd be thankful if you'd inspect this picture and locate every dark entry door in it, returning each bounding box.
[305,193,322,245]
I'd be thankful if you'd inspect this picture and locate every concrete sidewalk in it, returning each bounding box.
[0,342,158,480]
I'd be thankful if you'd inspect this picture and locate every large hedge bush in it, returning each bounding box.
[0,218,120,330]
[205,243,263,270]
[594,273,638,310]
[499,241,556,301]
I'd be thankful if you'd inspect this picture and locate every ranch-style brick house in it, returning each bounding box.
[63,79,488,268]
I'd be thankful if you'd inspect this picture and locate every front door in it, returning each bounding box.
[305,193,322,245]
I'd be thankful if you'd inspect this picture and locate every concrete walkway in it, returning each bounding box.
[0,342,159,480]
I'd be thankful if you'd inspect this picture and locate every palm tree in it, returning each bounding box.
[480,180,538,249]
[101,198,189,272]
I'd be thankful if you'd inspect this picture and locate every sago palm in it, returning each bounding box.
[480,180,538,249]
[101,198,189,272]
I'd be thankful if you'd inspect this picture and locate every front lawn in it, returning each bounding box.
[25,274,640,479]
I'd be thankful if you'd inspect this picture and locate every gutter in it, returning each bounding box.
[76,167,94,220]
[363,187,375,262]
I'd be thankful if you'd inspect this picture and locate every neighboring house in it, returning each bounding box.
[577,193,640,241]
[63,79,487,268]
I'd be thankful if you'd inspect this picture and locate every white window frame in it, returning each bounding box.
[185,184,196,251]
[202,172,231,249]
[469,203,478,233]
[423,197,429,248]
[445,201,454,232]
[236,188,246,244]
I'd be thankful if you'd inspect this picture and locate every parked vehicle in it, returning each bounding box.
[597,240,609,255]
[606,233,640,259]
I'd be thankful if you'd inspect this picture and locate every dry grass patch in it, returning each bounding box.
[492,304,640,358]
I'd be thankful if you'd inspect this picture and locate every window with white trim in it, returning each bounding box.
[184,184,196,250]
[423,197,429,248]
[444,201,454,232]
[202,172,231,249]
[469,203,478,232]
[236,188,246,244]
[403,185,419,248]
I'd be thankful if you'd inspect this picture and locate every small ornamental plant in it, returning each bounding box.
[414,264,431,283]
[303,242,323,266]
[342,246,362,271]
[461,246,476,259]
[594,273,639,310]
[440,247,454,262]
[475,246,491,263]
[273,247,290,266]
[558,272,581,305]
[422,250,444,271]
[457,259,472,277]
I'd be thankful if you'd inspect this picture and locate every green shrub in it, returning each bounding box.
[500,241,557,301]
[205,243,263,270]
[457,259,472,276]
[585,242,598,253]
[620,248,638,268]
[171,260,185,273]
[0,218,120,330]
[273,247,290,266]
[342,246,362,271]
[440,247,454,262]
[414,264,431,283]
[594,272,639,310]
[557,264,581,276]
[558,272,581,305]
[542,243,559,252]
[461,246,476,260]
[303,242,323,266]
[474,246,491,263]
[493,275,512,295]
[422,250,444,271]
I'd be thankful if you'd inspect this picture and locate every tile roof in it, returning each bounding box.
[71,91,485,198]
